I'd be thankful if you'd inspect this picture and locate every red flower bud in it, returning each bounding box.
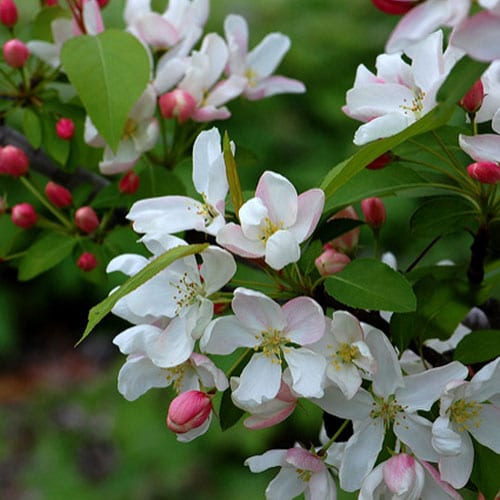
[45,0,58,5]
[361,197,387,229]
[0,0,18,28]
[77,251,98,271]
[97,0,109,7]
[371,0,417,15]
[75,206,99,233]
[366,151,394,170]
[459,80,484,114]
[45,181,73,208]
[118,171,140,194]
[167,390,212,434]
[213,302,228,315]
[159,89,197,123]
[0,145,29,176]
[328,206,360,253]
[467,161,500,184]
[55,118,75,140]
[315,247,351,276]
[2,39,29,68]
[11,203,37,228]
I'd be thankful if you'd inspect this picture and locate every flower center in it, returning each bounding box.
[260,217,282,243]
[245,68,259,88]
[165,364,187,392]
[171,272,203,315]
[448,398,482,432]
[400,88,426,118]
[370,395,405,428]
[255,328,289,363]
[122,117,137,139]
[196,193,220,227]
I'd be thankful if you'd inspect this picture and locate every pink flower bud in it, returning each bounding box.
[167,390,212,434]
[383,454,417,494]
[159,90,197,123]
[0,145,29,176]
[361,197,386,229]
[366,151,394,170]
[77,252,98,271]
[467,161,500,184]
[11,203,37,228]
[459,80,484,114]
[97,0,109,7]
[371,0,416,15]
[74,206,99,233]
[55,118,75,140]
[328,206,360,253]
[0,0,18,28]
[118,171,140,194]
[45,181,73,207]
[2,39,29,68]
[315,247,351,276]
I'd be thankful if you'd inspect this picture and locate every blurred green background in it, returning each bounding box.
[0,1,468,498]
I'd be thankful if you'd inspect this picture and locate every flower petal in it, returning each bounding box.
[284,348,326,399]
[282,297,325,345]
[265,230,300,270]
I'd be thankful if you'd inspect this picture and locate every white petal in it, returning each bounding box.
[266,467,305,500]
[201,316,256,355]
[113,324,161,354]
[284,348,326,399]
[244,76,305,100]
[354,112,412,145]
[216,223,265,258]
[459,133,500,163]
[438,431,474,489]
[290,189,324,243]
[247,33,290,79]
[200,246,236,295]
[265,230,300,270]
[107,253,149,276]
[394,413,438,462]
[282,297,325,345]
[312,385,373,420]
[245,449,287,472]
[469,403,500,453]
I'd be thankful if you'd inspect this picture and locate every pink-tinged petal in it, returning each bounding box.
[200,247,236,295]
[330,310,364,344]
[394,413,438,462]
[107,253,148,276]
[282,297,325,345]
[383,454,416,494]
[365,327,403,398]
[284,348,326,399]
[469,404,500,453]
[313,385,373,420]
[326,361,362,400]
[224,14,248,75]
[191,105,231,122]
[459,133,500,162]
[286,448,324,472]
[82,0,104,35]
[124,0,150,24]
[255,171,298,227]
[290,189,324,243]
[239,197,268,239]
[265,230,300,270]
[397,361,468,412]
[117,355,168,401]
[233,353,282,404]
[153,58,187,94]
[200,33,228,88]
[248,33,290,78]
[244,75,306,101]
[420,461,462,500]
[205,75,246,107]
[244,402,295,430]
[216,223,265,258]
[354,112,413,145]
[266,467,305,500]
[438,431,474,489]
[452,10,500,62]
[232,287,286,332]
[113,324,161,355]
[147,317,195,367]
[201,316,257,355]
[176,413,212,442]
[340,419,385,492]
[190,352,229,391]
[245,449,287,472]
[136,13,178,49]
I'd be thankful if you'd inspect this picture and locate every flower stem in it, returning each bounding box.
[319,419,350,455]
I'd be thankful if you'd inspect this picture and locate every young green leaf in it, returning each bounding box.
[454,330,500,364]
[223,131,244,217]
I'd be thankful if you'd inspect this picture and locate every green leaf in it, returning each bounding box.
[470,440,500,499]
[41,115,70,165]
[454,330,500,364]
[17,232,77,281]
[31,6,70,41]
[79,243,209,344]
[23,109,42,149]
[324,258,416,312]
[410,196,478,237]
[61,30,150,151]
[314,218,364,245]
[223,131,244,216]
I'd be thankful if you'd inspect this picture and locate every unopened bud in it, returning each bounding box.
[2,39,29,68]
[383,454,417,493]
[0,0,18,28]
[371,0,417,15]
[366,151,394,170]
[45,181,72,207]
[45,0,58,5]
[75,206,99,233]
[55,118,75,140]
[0,145,29,176]
[118,171,140,194]
[459,80,484,114]
[361,197,386,229]
[159,90,197,123]
[167,390,212,434]
[467,161,500,184]
[328,206,360,253]
[213,302,228,315]
[77,251,98,271]
[11,203,37,228]
[315,247,351,276]
[97,0,109,7]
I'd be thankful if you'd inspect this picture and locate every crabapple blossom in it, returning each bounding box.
[344,30,459,145]
[245,446,337,500]
[432,357,500,488]
[216,171,324,270]
[309,311,376,399]
[312,327,468,491]
[315,246,351,276]
[158,89,197,123]
[128,128,228,237]
[201,287,326,404]
[223,14,305,100]
[84,85,160,174]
